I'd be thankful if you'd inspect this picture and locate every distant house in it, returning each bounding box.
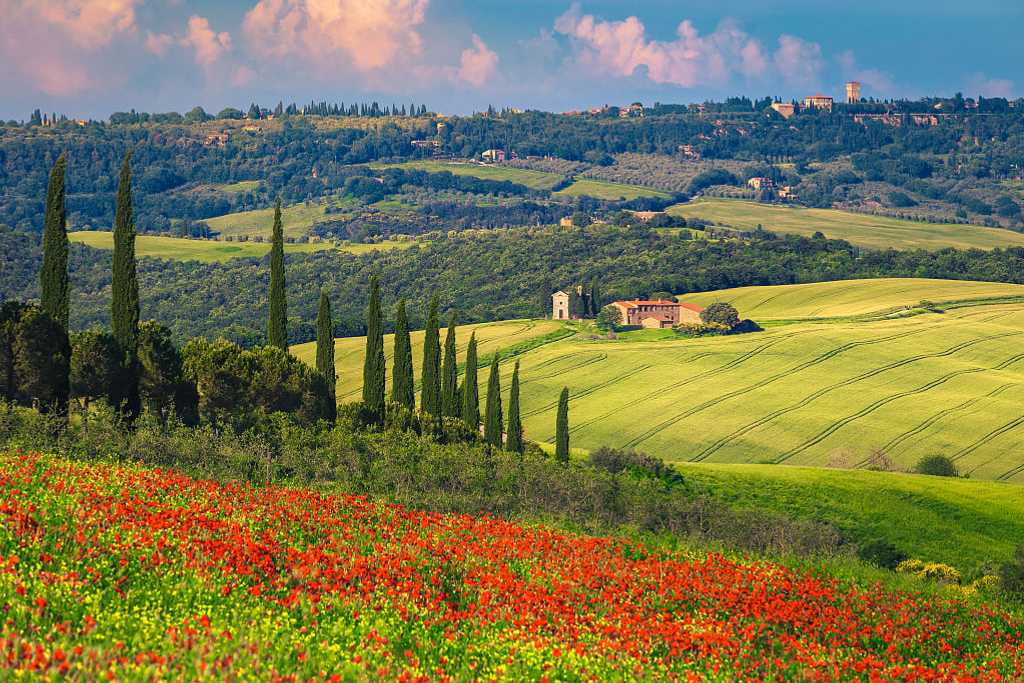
[803,94,833,112]
[610,300,704,329]
[619,102,644,118]
[481,149,506,162]
[747,177,775,191]
[678,144,701,159]
[559,216,574,228]
[777,185,796,199]
[551,291,571,320]
[770,102,796,119]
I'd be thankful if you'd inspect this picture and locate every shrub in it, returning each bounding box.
[589,446,684,485]
[896,559,962,584]
[999,544,1024,594]
[700,302,740,329]
[858,539,907,570]
[864,448,897,472]
[914,454,959,477]
[596,305,623,331]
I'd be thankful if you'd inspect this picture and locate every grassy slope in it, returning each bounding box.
[204,201,328,239]
[668,198,1024,250]
[680,463,1024,570]
[69,231,412,263]
[369,160,564,190]
[685,278,1024,320]
[554,178,671,200]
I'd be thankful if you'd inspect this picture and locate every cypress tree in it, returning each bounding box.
[111,152,140,419]
[507,360,523,454]
[440,312,459,418]
[484,355,502,448]
[267,198,288,350]
[420,296,441,416]
[555,387,570,463]
[391,299,414,410]
[362,275,386,424]
[461,333,479,431]
[40,154,69,329]
[316,288,337,421]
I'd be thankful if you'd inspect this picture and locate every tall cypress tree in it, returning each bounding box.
[507,360,523,454]
[362,275,386,425]
[315,288,336,421]
[420,296,441,416]
[440,312,459,418]
[555,387,570,463]
[40,154,69,329]
[111,152,140,419]
[484,355,503,448]
[461,332,479,431]
[391,299,414,410]
[267,198,288,350]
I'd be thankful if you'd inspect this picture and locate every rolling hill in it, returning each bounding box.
[309,279,1024,482]
[668,198,1024,250]
[369,160,565,190]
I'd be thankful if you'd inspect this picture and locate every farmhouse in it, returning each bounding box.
[610,299,704,329]
[481,149,506,162]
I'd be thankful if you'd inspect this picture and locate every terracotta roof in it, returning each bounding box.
[613,299,678,308]
[678,303,705,313]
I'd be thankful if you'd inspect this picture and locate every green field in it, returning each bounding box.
[686,278,1024,320]
[69,231,413,263]
[554,178,671,200]
[668,198,1024,250]
[682,463,1024,570]
[370,160,564,190]
[204,201,329,239]
[214,180,261,193]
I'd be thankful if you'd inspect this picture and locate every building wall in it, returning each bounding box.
[552,292,570,320]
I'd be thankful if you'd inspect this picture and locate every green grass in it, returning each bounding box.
[204,201,329,239]
[680,463,1024,571]
[214,180,260,193]
[554,178,671,200]
[369,160,564,190]
[69,231,413,263]
[668,198,1024,250]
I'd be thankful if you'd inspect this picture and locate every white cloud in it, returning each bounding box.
[967,73,1015,98]
[458,34,498,87]
[145,31,174,57]
[182,15,231,66]
[772,35,822,87]
[837,50,895,95]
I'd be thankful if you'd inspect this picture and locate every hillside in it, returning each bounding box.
[668,198,1024,250]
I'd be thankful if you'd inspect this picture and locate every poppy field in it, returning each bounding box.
[1,451,1022,682]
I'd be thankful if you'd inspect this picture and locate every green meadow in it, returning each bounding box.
[369,160,565,190]
[204,201,330,239]
[553,177,671,200]
[668,197,1024,250]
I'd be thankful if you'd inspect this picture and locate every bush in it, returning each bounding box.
[588,446,684,485]
[914,454,959,477]
[999,545,1024,594]
[700,302,740,328]
[896,559,962,584]
[858,539,907,570]
[596,305,623,331]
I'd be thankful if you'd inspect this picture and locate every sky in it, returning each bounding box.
[1,0,1021,120]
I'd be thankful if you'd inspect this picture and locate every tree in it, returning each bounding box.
[441,312,459,418]
[700,302,740,329]
[267,198,288,351]
[507,360,523,454]
[138,321,186,422]
[555,387,570,463]
[588,279,602,316]
[1,302,28,403]
[70,329,119,410]
[362,275,386,425]
[111,152,140,419]
[914,454,959,477]
[391,299,414,410]
[420,296,441,416]
[461,332,479,431]
[596,304,623,331]
[315,289,337,420]
[484,355,502,448]
[13,306,69,414]
[40,154,69,329]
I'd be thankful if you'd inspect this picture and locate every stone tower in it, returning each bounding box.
[846,81,861,104]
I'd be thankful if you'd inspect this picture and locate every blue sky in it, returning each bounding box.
[2,0,1020,120]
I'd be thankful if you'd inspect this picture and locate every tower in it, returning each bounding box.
[846,81,861,104]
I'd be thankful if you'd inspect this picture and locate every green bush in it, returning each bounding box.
[914,454,959,477]
[858,539,907,570]
[999,545,1024,594]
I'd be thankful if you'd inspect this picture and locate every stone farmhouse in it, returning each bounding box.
[610,300,704,329]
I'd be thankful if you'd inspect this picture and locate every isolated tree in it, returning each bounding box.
[13,306,69,414]
[111,152,140,419]
[70,329,119,410]
[138,321,186,422]
[484,355,503,448]
[391,299,414,410]
[700,302,740,329]
[420,296,441,416]
[315,289,337,420]
[0,302,27,402]
[555,387,570,463]
[267,198,288,350]
[588,279,602,317]
[362,275,385,425]
[40,154,69,329]
[596,304,623,331]
[507,360,523,454]
[441,312,459,418]
[461,332,479,431]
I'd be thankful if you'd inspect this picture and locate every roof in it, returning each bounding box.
[678,303,705,313]
[613,299,678,309]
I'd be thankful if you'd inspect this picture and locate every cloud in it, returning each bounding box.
[554,4,821,89]
[458,34,499,87]
[242,0,428,73]
[0,0,140,95]
[145,32,174,57]
[836,50,895,95]
[182,15,231,66]
[967,73,1015,98]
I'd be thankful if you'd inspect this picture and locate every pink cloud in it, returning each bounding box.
[836,50,894,95]
[145,31,174,57]
[458,34,499,87]
[182,15,231,66]
[773,35,823,87]
[967,73,1016,98]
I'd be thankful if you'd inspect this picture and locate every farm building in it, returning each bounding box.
[610,300,704,329]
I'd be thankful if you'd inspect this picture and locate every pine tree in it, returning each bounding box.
[589,279,601,316]
[362,275,386,425]
[267,198,288,351]
[40,154,69,329]
[555,387,570,463]
[507,360,523,454]
[391,299,414,410]
[420,296,441,416]
[484,355,503,448]
[316,288,336,421]
[440,312,459,418]
[111,152,140,419]
[461,333,479,431]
